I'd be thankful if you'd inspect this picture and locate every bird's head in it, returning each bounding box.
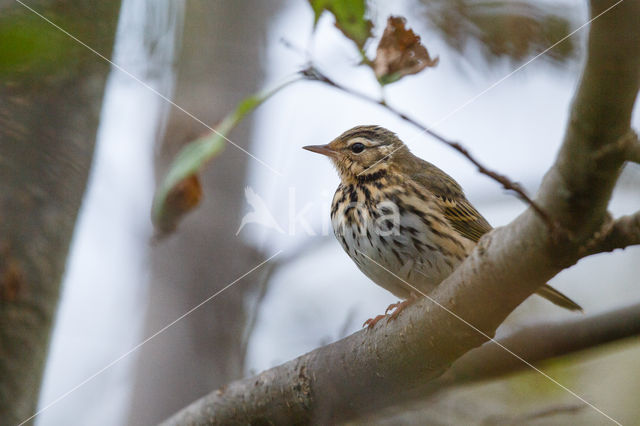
[303,125,410,182]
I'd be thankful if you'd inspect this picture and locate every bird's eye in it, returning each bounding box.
[350,142,365,153]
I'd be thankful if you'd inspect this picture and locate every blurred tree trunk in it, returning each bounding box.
[128,1,282,423]
[159,0,640,423]
[0,1,120,423]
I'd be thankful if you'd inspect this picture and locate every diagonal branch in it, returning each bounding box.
[413,302,640,399]
[162,1,640,424]
[161,297,640,425]
[301,66,562,236]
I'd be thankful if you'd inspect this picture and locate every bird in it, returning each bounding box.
[303,125,581,328]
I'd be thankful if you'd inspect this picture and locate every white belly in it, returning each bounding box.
[332,196,472,299]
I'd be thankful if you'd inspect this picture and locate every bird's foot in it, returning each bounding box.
[364,294,420,329]
[385,297,417,322]
[363,314,386,329]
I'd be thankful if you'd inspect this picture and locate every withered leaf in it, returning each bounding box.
[151,78,296,237]
[155,174,202,235]
[373,16,439,85]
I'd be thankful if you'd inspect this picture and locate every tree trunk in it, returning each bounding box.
[128,1,283,423]
[0,1,120,423]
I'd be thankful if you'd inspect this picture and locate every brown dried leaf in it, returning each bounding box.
[373,16,439,85]
[155,174,202,236]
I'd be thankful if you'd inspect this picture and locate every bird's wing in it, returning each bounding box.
[407,158,492,243]
[435,195,492,243]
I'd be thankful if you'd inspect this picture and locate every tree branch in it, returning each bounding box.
[481,403,586,424]
[162,302,640,425]
[162,1,640,424]
[582,210,640,255]
[625,131,640,164]
[413,302,640,399]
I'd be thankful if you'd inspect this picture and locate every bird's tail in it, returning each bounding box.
[535,284,582,312]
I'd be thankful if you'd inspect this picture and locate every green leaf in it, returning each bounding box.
[309,0,373,49]
[151,77,299,235]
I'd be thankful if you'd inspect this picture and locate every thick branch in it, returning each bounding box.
[163,1,640,424]
[416,302,640,397]
[163,302,640,425]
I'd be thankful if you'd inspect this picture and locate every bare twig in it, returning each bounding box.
[592,129,640,163]
[240,237,333,362]
[627,131,640,164]
[301,66,565,238]
[582,210,640,255]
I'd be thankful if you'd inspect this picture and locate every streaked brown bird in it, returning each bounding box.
[304,125,581,327]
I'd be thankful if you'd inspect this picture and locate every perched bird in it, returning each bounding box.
[304,125,581,327]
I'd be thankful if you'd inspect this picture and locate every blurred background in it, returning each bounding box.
[3,0,638,424]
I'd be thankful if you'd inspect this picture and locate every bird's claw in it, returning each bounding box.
[364,296,420,329]
[386,299,413,321]
[363,314,386,329]
[385,301,401,315]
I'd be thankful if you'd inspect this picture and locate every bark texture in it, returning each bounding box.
[161,0,640,424]
[0,1,120,423]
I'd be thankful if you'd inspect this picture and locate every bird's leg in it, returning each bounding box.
[386,292,420,322]
[363,292,420,329]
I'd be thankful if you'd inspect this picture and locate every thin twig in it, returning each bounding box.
[240,237,333,363]
[301,66,565,238]
[626,131,640,164]
[592,129,640,163]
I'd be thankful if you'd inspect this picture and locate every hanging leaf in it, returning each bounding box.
[151,78,299,236]
[372,16,439,85]
[151,131,223,236]
[309,0,373,49]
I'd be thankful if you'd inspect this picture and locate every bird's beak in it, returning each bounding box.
[303,144,338,158]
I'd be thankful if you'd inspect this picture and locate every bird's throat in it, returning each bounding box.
[355,168,388,184]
